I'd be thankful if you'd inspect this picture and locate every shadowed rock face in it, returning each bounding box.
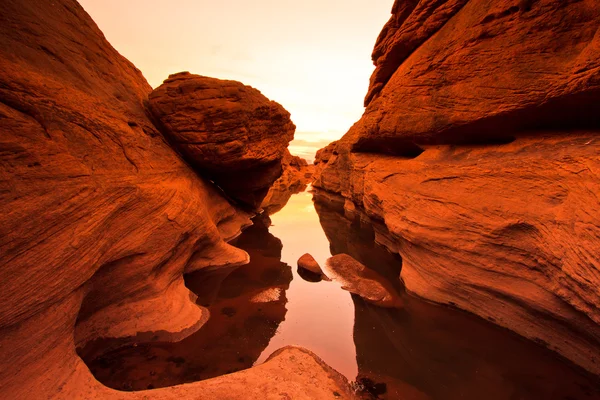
[260,150,314,215]
[148,72,296,209]
[314,0,600,375]
[0,1,353,399]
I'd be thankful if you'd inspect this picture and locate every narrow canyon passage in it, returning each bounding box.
[81,188,600,400]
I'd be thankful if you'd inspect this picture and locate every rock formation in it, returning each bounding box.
[0,0,353,398]
[260,150,314,215]
[82,220,293,390]
[148,72,296,209]
[314,193,600,399]
[314,0,600,375]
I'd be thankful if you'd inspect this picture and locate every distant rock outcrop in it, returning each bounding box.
[260,150,314,215]
[314,0,600,375]
[148,72,296,209]
[298,253,323,275]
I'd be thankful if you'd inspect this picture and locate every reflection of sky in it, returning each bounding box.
[254,189,358,379]
[78,0,395,154]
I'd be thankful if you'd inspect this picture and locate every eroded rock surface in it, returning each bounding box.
[314,0,600,375]
[0,0,349,398]
[148,72,296,209]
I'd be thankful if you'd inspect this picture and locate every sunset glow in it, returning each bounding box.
[78,0,394,160]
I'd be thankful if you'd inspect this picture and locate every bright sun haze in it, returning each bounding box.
[78,0,394,161]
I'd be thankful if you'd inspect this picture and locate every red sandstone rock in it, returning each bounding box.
[297,253,324,275]
[0,0,349,398]
[148,72,296,209]
[358,0,600,152]
[314,0,600,375]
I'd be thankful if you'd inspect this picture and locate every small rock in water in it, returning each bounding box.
[325,254,402,308]
[297,253,325,275]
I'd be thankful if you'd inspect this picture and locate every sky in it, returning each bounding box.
[79,0,394,161]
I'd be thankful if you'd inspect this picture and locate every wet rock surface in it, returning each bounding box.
[314,0,600,375]
[148,72,296,209]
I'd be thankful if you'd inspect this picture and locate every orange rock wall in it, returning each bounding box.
[315,0,600,375]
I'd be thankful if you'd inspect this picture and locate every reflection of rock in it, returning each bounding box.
[260,150,314,215]
[314,196,600,400]
[148,72,296,209]
[83,219,292,390]
[297,268,324,283]
[325,254,402,308]
[314,0,600,375]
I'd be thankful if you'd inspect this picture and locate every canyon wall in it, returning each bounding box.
[0,0,352,398]
[314,0,600,375]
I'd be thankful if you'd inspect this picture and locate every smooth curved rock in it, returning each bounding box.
[325,254,402,308]
[314,0,600,375]
[148,72,296,209]
[82,221,293,390]
[298,253,323,275]
[0,1,344,399]
[314,193,600,399]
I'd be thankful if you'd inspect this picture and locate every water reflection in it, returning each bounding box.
[313,190,600,400]
[81,187,600,399]
[254,188,358,379]
[83,220,292,391]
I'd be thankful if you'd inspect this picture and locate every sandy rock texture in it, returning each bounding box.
[314,0,600,375]
[0,0,350,398]
[148,72,296,209]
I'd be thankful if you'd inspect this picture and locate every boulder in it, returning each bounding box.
[297,253,323,275]
[148,72,296,209]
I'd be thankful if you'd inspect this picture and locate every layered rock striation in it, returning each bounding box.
[314,0,600,375]
[148,72,296,209]
[0,0,351,398]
